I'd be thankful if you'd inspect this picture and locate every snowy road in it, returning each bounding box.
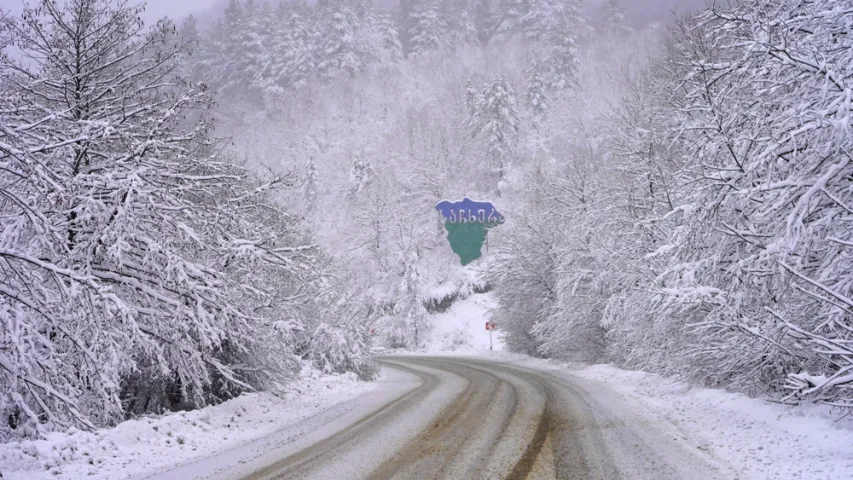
[166,356,735,480]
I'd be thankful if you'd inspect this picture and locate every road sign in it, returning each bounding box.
[485,321,496,350]
[435,198,505,266]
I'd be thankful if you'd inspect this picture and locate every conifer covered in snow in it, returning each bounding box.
[471,76,521,189]
[408,0,447,56]
[525,58,549,122]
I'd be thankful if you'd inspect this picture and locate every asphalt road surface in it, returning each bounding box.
[156,356,734,480]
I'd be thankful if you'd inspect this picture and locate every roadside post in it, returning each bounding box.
[486,321,496,351]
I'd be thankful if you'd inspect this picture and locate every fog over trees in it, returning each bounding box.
[1,0,851,439]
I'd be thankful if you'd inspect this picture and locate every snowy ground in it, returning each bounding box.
[420,293,853,479]
[420,291,504,353]
[2,294,852,479]
[0,365,382,480]
[479,353,853,480]
[564,362,853,480]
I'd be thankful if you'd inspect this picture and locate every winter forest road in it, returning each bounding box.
[157,356,736,480]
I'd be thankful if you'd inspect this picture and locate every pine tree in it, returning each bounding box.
[264,1,318,91]
[464,79,478,117]
[546,11,580,91]
[395,250,427,349]
[525,57,549,121]
[302,157,319,212]
[493,0,529,41]
[408,0,447,55]
[521,0,560,41]
[174,15,205,81]
[207,0,245,93]
[471,76,520,187]
[317,0,364,78]
[374,13,404,63]
[441,0,478,49]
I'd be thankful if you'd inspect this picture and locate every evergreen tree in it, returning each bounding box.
[464,79,478,117]
[408,0,447,55]
[345,156,374,200]
[302,157,319,212]
[440,0,478,49]
[525,57,549,121]
[259,1,319,91]
[521,0,560,41]
[374,12,405,63]
[317,0,363,77]
[471,76,521,187]
[207,0,245,93]
[493,0,529,41]
[546,10,580,91]
[397,0,417,54]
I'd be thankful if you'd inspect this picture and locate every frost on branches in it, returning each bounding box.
[0,0,370,440]
[648,0,853,408]
[490,0,853,410]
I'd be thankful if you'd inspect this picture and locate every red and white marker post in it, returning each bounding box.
[485,321,496,351]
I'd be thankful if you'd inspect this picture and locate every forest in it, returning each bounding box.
[1,0,851,440]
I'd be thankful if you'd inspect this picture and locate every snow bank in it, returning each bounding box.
[480,353,853,480]
[570,364,853,480]
[422,292,503,353]
[0,365,379,480]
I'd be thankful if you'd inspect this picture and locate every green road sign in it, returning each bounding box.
[435,198,504,266]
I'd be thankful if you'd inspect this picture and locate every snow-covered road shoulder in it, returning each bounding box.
[486,353,853,480]
[0,366,384,480]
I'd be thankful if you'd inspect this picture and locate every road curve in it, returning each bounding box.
[236,356,734,480]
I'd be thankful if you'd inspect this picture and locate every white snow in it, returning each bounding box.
[0,365,381,480]
[473,353,853,480]
[4,348,852,480]
[421,292,504,353]
[567,365,853,480]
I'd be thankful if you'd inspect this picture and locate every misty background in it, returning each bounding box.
[0,0,711,28]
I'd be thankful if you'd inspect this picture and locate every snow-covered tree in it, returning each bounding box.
[545,7,581,91]
[471,76,521,188]
[524,57,549,121]
[443,0,479,49]
[408,0,447,55]
[492,0,529,41]
[316,1,364,77]
[345,156,374,200]
[642,0,853,405]
[0,0,328,438]
[464,79,478,117]
[302,157,319,212]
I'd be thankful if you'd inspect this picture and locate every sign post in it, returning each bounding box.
[485,321,496,351]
